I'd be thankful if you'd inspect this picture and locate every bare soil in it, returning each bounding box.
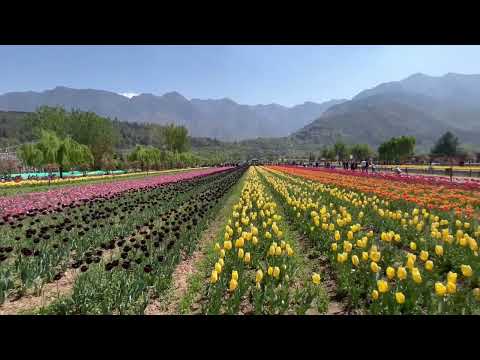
[144,216,224,315]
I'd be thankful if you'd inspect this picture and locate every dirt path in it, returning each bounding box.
[0,268,78,315]
[144,211,225,315]
[0,245,121,315]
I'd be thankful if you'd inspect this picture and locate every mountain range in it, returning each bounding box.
[0,87,345,141]
[292,73,480,151]
[1,72,480,151]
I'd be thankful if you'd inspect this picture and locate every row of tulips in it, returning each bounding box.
[0,167,230,218]
[36,167,247,315]
[271,166,480,219]
[0,168,209,188]
[202,167,326,315]
[0,167,239,307]
[260,166,480,314]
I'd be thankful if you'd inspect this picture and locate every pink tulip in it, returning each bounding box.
[0,167,232,218]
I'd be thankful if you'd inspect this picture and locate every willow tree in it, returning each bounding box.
[27,130,94,178]
[19,143,44,170]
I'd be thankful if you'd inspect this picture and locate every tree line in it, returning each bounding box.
[14,106,199,178]
[312,132,472,164]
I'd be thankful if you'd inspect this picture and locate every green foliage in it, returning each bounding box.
[333,141,349,161]
[378,136,416,163]
[18,143,43,168]
[18,129,94,177]
[163,123,190,153]
[430,131,460,158]
[350,143,373,161]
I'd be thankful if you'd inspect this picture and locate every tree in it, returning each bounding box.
[128,145,161,172]
[69,110,118,169]
[163,124,190,153]
[18,143,44,169]
[333,141,349,161]
[378,136,416,163]
[350,144,373,161]
[431,131,460,158]
[26,130,94,178]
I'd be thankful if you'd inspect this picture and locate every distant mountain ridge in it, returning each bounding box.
[0,87,346,141]
[292,73,480,151]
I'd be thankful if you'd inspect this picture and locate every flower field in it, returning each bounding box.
[0,166,242,313]
[1,164,479,315]
[261,165,480,314]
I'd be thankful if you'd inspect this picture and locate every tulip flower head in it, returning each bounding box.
[210,270,218,284]
[377,280,389,293]
[395,292,405,304]
[312,272,321,285]
[461,265,473,278]
[435,282,447,297]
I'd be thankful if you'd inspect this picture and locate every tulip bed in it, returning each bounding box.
[0,166,243,313]
[201,167,327,315]
[274,166,480,219]
[260,166,480,314]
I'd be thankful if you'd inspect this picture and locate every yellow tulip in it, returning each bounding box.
[219,249,226,258]
[268,244,276,256]
[214,243,221,251]
[412,268,422,284]
[334,231,341,241]
[210,270,218,283]
[218,258,224,267]
[267,266,274,276]
[229,278,238,292]
[273,266,280,278]
[362,251,369,261]
[252,236,258,245]
[371,289,379,300]
[337,252,347,263]
[395,292,405,304]
[312,272,321,285]
[231,270,239,281]
[461,265,473,277]
[343,241,353,253]
[420,250,429,262]
[370,261,380,273]
[351,255,359,266]
[237,248,244,259]
[447,271,457,284]
[370,251,381,262]
[435,245,444,257]
[347,231,353,240]
[215,262,222,274]
[397,266,407,280]
[386,266,396,280]
[435,282,446,297]
[447,281,456,294]
[410,242,417,251]
[287,246,294,256]
[377,280,389,293]
[473,288,480,301]
[331,243,338,252]
[224,240,232,250]
[275,246,282,256]
[425,260,433,271]
[255,269,263,283]
[235,237,245,248]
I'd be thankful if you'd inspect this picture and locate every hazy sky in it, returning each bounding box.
[1,45,480,106]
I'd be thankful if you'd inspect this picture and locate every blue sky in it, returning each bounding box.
[1,45,480,106]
